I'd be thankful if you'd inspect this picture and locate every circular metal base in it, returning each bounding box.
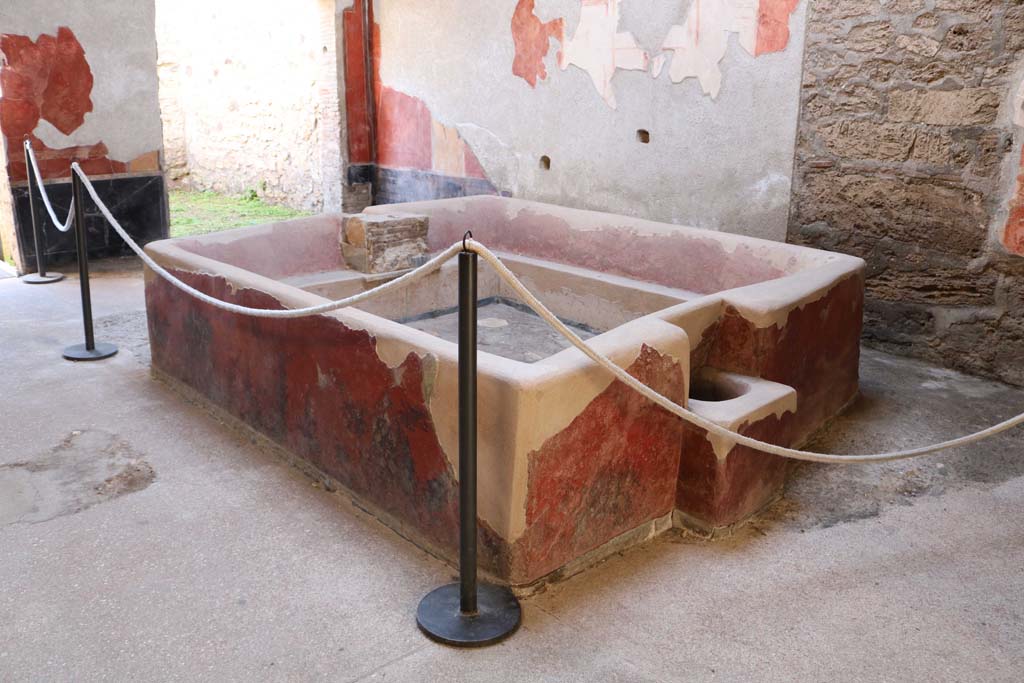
[22,272,64,284]
[63,342,118,362]
[416,583,521,647]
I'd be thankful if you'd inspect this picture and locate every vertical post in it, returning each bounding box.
[458,249,478,615]
[21,141,64,284]
[415,235,521,647]
[62,169,117,362]
[360,0,377,164]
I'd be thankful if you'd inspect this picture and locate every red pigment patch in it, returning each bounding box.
[6,135,128,183]
[511,0,565,87]
[464,145,488,180]
[677,411,797,528]
[1003,149,1024,256]
[376,86,433,171]
[754,0,800,56]
[707,272,864,445]
[145,271,462,550]
[342,0,373,164]
[0,28,93,137]
[339,7,491,182]
[0,27,140,181]
[517,345,685,581]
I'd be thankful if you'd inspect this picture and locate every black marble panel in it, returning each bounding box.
[373,166,499,205]
[13,174,168,268]
[344,163,502,207]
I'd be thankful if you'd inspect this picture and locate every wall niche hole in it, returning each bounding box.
[636,129,650,144]
[539,155,551,170]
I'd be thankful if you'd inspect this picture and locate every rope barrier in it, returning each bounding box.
[65,161,1024,464]
[24,141,74,232]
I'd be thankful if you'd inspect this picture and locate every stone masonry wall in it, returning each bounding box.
[789,0,1024,386]
[155,0,346,212]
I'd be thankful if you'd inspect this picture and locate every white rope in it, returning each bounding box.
[71,163,463,318]
[24,141,74,232]
[68,162,1024,465]
[470,242,1024,464]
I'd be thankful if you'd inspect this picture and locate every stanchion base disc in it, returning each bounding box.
[416,582,521,647]
[22,272,65,284]
[63,342,118,362]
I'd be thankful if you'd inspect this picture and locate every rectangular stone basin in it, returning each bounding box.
[143,196,865,587]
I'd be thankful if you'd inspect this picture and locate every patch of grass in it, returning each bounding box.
[169,189,309,238]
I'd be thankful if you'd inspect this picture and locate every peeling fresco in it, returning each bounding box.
[146,269,463,550]
[511,0,801,106]
[658,0,801,98]
[147,267,688,584]
[511,0,564,88]
[708,272,864,445]
[519,344,685,580]
[375,85,489,181]
[425,203,789,295]
[342,0,494,196]
[145,196,864,582]
[557,0,648,109]
[1004,83,1024,256]
[0,27,159,181]
[677,410,796,528]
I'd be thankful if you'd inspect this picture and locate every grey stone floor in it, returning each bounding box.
[1,266,1022,682]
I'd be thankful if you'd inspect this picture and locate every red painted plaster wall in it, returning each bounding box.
[0,27,160,182]
[340,3,490,182]
[707,273,864,445]
[342,0,373,165]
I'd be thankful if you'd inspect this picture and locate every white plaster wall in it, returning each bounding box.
[156,0,344,211]
[0,0,164,162]
[376,0,808,241]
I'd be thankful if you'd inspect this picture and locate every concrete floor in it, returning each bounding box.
[1,265,1023,682]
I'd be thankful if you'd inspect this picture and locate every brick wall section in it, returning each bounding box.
[789,0,1024,386]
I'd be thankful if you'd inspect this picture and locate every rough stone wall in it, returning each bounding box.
[789,0,1024,386]
[155,0,346,212]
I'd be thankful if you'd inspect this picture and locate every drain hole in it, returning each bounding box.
[539,155,551,170]
[689,375,747,402]
[636,129,650,144]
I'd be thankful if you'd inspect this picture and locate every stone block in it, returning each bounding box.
[340,212,429,274]
[888,0,928,13]
[847,21,895,53]
[819,120,916,160]
[888,88,1000,125]
[794,172,988,257]
[342,183,372,213]
[908,129,971,167]
[943,22,994,54]
[896,34,940,57]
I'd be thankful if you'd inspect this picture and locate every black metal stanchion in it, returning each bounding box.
[21,142,64,285]
[416,238,521,647]
[62,169,117,362]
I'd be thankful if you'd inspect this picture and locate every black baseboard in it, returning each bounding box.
[346,163,502,206]
[13,174,168,270]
